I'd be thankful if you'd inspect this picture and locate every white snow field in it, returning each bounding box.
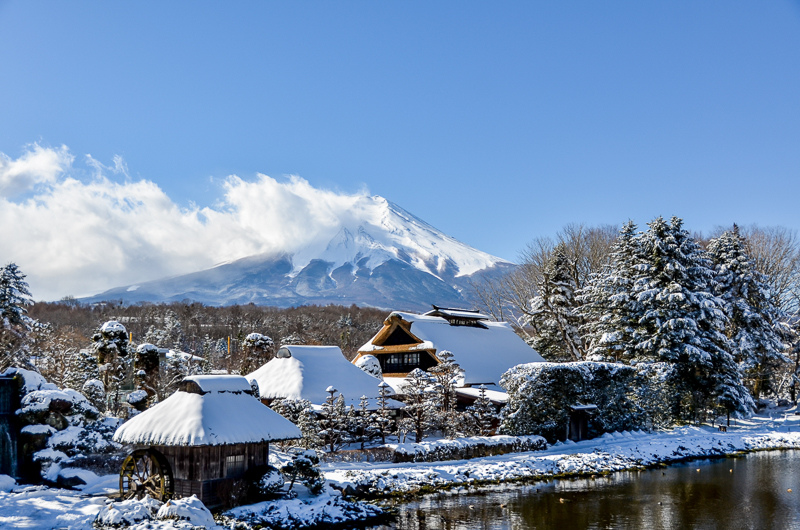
[2,411,800,529]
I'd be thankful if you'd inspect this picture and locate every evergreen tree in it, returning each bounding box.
[319,387,351,453]
[523,245,585,361]
[92,320,131,415]
[427,350,462,437]
[631,217,751,420]
[708,226,788,398]
[466,385,498,436]
[0,263,35,370]
[579,221,641,362]
[401,368,437,442]
[374,380,394,444]
[271,398,322,449]
[239,332,274,375]
[64,349,100,391]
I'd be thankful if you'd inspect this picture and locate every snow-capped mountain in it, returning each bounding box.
[81,197,514,311]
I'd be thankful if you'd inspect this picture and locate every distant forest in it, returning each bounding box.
[28,301,388,363]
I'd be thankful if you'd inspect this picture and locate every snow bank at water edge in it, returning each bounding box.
[325,415,800,497]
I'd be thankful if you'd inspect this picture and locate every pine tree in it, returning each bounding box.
[466,385,498,436]
[0,263,35,370]
[64,349,100,391]
[579,221,641,362]
[402,368,436,442]
[632,217,751,420]
[708,226,788,398]
[239,332,274,374]
[523,245,585,361]
[92,321,131,416]
[374,380,394,444]
[319,387,351,453]
[427,350,462,437]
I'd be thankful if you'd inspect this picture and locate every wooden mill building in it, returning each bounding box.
[353,307,545,401]
[113,374,301,508]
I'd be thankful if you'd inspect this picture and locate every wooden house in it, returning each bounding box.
[113,374,301,508]
[353,307,545,401]
[246,345,404,411]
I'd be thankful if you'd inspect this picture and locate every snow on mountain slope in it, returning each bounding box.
[82,196,514,310]
[247,196,505,280]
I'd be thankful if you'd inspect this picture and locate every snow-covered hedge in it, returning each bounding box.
[388,434,546,463]
[500,361,642,442]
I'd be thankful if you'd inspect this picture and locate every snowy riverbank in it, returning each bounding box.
[2,411,800,529]
[324,410,800,497]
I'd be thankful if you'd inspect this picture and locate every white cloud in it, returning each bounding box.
[0,144,73,197]
[0,145,372,301]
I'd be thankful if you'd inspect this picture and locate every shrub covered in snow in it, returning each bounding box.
[500,361,642,442]
[282,448,324,494]
[389,434,547,463]
[157,495,216,528]
[95,494,215,528]
[256,466,285,498]
[355,354,382,379]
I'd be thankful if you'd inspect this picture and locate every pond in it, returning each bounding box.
[369,450,800,529]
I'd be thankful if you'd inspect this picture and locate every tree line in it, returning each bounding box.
[475,217,800,424]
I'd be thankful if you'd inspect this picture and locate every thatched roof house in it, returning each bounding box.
[113,374,300,507]
[354,308,545,391]
[246,345,404,410]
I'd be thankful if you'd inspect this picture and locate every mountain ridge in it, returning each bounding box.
[80,197,515,311]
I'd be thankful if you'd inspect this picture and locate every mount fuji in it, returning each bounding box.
[81,197,514,311]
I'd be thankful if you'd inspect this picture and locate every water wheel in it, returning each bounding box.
[119,448,174,501]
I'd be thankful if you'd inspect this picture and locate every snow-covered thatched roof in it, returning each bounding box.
[113,375,301,446]
[246,345,404,409]
[359,311,545,386]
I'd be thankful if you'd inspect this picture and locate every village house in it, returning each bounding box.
[246,345,404,411]
[113,374,301,508]
[353,307,545,405]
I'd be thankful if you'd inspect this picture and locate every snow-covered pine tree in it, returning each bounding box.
[522,244,585,361]
[64,349,100,391]
[632,216,751,420]
[92,320,131,415]
[0,262,35,370]
[401,368,437,442]
[353,395,374,450]
[374,380,394,444]
[466,385,498,436]
[708,226,788,398]
[427,349,463,437]
[240,332,274,374]
[579,221,641,362]
[271,398,321,449]
[319,387,351,453]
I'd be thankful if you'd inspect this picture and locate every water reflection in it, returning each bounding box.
[369,450,800,529]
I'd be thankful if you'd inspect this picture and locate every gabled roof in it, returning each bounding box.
[359,311,545,386]
[246,345,403,409]
[113,375,301,446]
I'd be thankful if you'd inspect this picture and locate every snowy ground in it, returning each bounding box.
[3,410,800,529]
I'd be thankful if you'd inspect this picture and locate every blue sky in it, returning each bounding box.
[1,1,799,299]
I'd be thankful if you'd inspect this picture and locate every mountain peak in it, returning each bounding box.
[82,194,513,310]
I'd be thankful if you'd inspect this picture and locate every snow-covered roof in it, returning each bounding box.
[424,307,490,320]
[246,345,404,409]
[359,311,544,386]
[113,375,301,446]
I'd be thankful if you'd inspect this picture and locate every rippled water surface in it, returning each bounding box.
[369,450,800,529]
